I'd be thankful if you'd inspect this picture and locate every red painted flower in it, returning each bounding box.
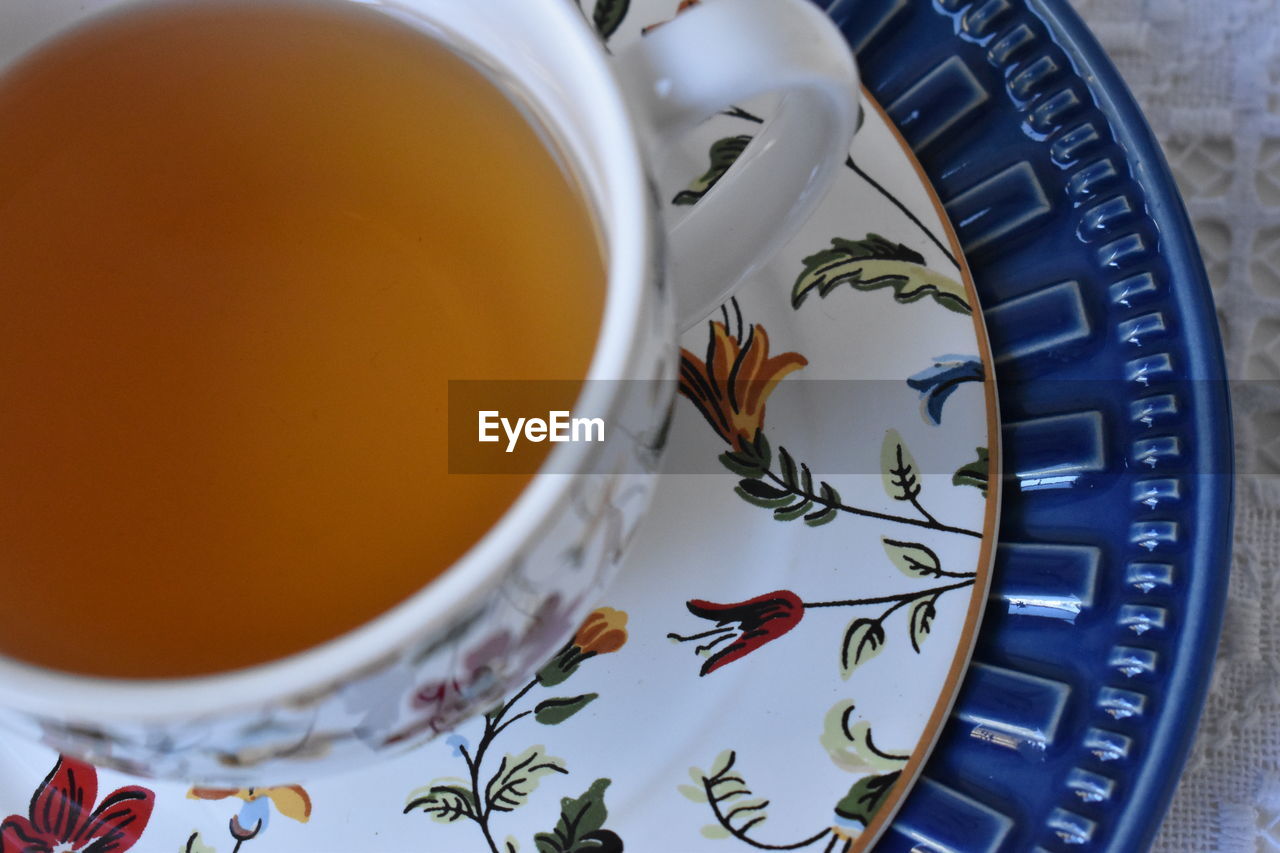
[0,756,154,853]
[668,591,805,675]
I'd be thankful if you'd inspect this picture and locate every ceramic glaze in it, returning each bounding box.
[0,4,1003,848]
[0,0,859,783]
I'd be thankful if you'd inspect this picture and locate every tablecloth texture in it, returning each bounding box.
[1065,1,1280,849]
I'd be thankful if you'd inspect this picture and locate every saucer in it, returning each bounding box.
[839,0,1233,850]
[0,3,1000,852]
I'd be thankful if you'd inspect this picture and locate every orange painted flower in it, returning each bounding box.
[188,784,311,842]
[187,785,311,821]
[679,321,807,452]
[538,607,629,686]
[572,607,628,656]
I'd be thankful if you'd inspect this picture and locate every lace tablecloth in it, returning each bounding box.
[1065,0,1280,848]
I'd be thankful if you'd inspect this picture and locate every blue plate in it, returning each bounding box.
[822,0,1236,849]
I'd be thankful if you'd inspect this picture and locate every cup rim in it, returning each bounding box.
[0,0,656,721]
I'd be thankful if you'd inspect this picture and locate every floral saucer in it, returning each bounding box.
[0,3,1000,852]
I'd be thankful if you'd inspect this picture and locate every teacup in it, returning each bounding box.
[0,0,858,782]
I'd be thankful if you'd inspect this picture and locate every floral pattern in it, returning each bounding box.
[0,757,154,853]
[659,85,990,846]
[680,702,912,850]
[906,355,985,426]
[0,0,995,849]
[664,276,984,848]
[679,313,808,454]
[668,591,805,675]
[404,607,629,853]
[185,785,311,851]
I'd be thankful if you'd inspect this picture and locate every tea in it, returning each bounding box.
[0,0,604,677]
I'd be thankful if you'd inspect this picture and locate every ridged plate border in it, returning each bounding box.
[821,0,1235,849]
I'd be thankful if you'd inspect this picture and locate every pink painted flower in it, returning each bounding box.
[0,756,154,853]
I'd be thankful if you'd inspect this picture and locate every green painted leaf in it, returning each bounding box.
[719,451,764,478]
[678,783,708,803]
[405,778,478,824]
[953,446,990,496]
[804,506,838,527]
[707,775,752,802]
[820,700,861,771]
[882,538,942,578]
[737,479,789,500]
[534,778,614,853]
[535,693,598,725]
[792,235,970,313]
[735,480,794,509]
[700,824,732,839]
[536,646,577,687]
[707,749,735,778]
[592,0,630,39]
[723,796,768,821]
[881,429,921,502]
[834,771,903,827]
[777,446,800,489]
[486,746,568,813]
[747,430,772,469]
[183,832,217,853]
[695,750,772,837]
[908,596,939,653]
[773,500,813,521]
[820,701,912,773]
[674,135,752,205]
[506,837,521,853]
[840,618,886,678]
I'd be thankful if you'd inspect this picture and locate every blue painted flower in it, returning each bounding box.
[445,734,470,758]
[236,795,272,838]
[906,355,984,425]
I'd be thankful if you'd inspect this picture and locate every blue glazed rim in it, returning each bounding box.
[823,0,1235,849]
[1019,5,1234,849]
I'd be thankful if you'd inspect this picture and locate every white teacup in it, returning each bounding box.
[0,0,858,782]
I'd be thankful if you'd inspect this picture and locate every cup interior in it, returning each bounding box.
[0,0,656,718]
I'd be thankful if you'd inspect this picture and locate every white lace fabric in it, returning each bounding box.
[1066,0,1280,849]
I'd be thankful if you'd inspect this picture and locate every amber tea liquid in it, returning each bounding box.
[0,0,604,677]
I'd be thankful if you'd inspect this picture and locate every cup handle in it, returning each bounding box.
[615,0,860,330]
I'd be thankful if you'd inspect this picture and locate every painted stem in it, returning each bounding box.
[804,578,974,610]
[844,156,961,270]
[461,675,540,853]
[761,470,982,539]
[701,753,831,850]
[719,105,960,270]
